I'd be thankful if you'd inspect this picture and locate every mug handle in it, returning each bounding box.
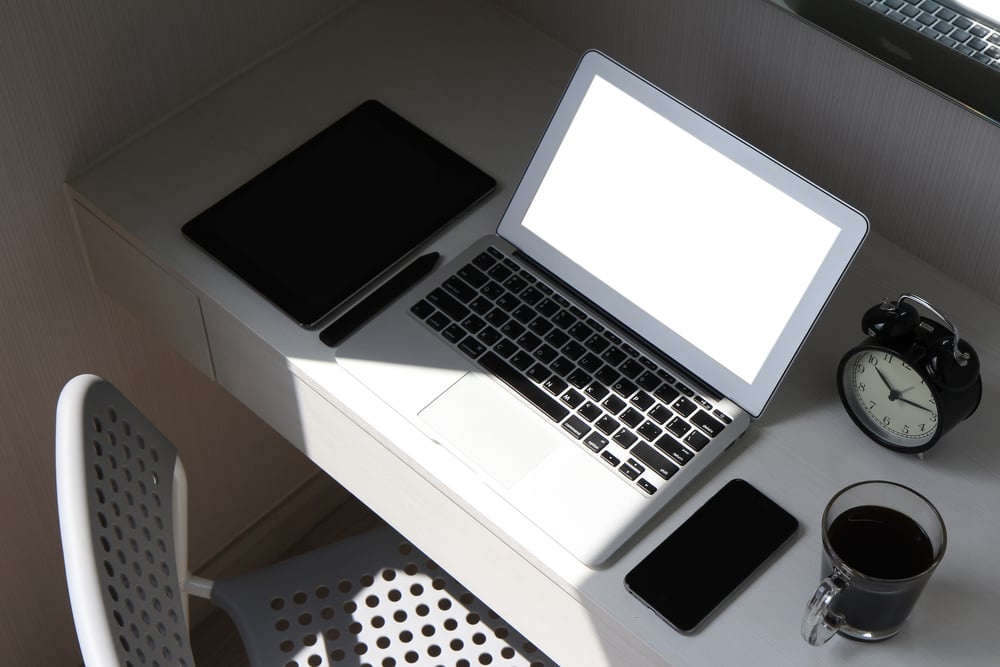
[801,568,850,646]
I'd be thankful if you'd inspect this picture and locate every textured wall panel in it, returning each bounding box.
[0,1,353,664]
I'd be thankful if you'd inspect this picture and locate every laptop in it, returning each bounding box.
[785,0,1000,121]
[337,50,868,566]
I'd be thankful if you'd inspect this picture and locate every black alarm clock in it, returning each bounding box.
[838,293,982,454]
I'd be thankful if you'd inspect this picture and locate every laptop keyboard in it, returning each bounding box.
[410,246,734,497]
[859,0,1000,71]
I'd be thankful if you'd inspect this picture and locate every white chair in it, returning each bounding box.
[56,374,554,667]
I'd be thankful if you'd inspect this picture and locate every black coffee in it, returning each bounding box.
[828,505,935,579]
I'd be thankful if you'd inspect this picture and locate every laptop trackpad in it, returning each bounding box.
[419,371,561,488]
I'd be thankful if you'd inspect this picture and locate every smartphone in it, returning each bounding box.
[624,479,798,633]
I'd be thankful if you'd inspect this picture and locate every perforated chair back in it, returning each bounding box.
[57,374,556,667]
[57,374,196,667]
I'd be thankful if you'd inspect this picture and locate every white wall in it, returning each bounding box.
[496,0,1000,304]
[0,1,352,664]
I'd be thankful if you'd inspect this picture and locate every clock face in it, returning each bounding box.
[841,348,939,449]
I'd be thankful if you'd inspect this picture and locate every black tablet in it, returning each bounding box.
[182,100,495,327]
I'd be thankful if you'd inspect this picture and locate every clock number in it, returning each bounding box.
[882,415,891,426]
[867,354,878,366]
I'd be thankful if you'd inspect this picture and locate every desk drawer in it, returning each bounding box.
[72,200,215,378]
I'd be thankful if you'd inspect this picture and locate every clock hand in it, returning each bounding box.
[875,367,898,394]
[896,396,933,413]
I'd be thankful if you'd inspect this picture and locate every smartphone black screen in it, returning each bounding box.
[624,479,798,633]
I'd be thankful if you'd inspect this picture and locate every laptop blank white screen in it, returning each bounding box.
[499,51,868,417]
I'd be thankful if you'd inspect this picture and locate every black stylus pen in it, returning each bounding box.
[319,251,440,347]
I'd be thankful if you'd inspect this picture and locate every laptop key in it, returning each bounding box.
[442,324,465,343]
[595,365,620,386]
[635,370,661,392]
[560,388,585,409]
[637,421,663,442]
[691,410,725,437]
[584,382,609,401]
[410,299,434,319]
[568,321,593,341]
[468,296,492,315]
[578,401,603,422]
[550,356,575,376]
[685,430,711,452]
[579,353,603,372]
[543,377,568,396]
[672,396,698,417]
[654,383,680,404]
[484,308,509,327]
[619,358,644,378]
[602,394,627,414]
[567,369,592,389]
[584,334,610,354]
[528,317,553,335]
[500,321,525,339]
[504,274,529,293]
[601,451,621,467]
[444,276,478,302]
[526,363,551,383]
[478,351,569,422]
[516,331,542,351]
[666,416,692,438]
[612,378,638,398]
[544,329,570,348]
[425,311,450,331]
[584,432,609,452]
[520,286,545,305]
[630,391,655,411]
[487,263,512,281]
[495,293,520,312]
[427,288,470,321]
[620,408,644,428]
[595,415,619,435]
[477,327,502,346]
[510,350,534,371]
[631,441,679,480]
[612,429,638,448]
[533,344,558,364]
[648,404,673,424]
[562,415,590,440]
[472,251,496,271]
[457,263,488,288]
[618,461,641,481]
[460,314,486,333]
[458,337,486,359]
[552,309,576,330]
[512,304,537,324]
[655,434,695,466]
[536,298,560,317]
[637,478,657,495]
[562,341,586,360]
[493,339,517,358]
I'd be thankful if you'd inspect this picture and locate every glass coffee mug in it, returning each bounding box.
[802,480,946,645]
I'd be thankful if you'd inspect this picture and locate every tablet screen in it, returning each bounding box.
[183,100,495,327]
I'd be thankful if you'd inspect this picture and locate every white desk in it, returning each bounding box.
[66,0,1000,664]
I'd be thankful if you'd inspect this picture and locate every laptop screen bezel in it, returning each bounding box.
[497,50,868,418]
